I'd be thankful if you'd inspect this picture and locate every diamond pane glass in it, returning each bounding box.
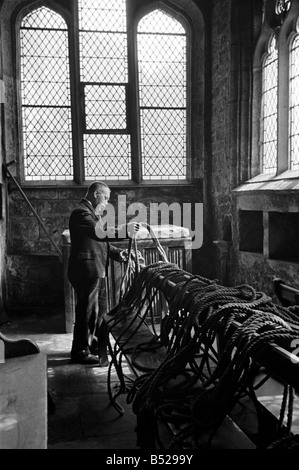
[79,0,129,180]
[261,36,278,174]
[21,6,66,29]
[20,7,73,181]
[137,10,187,180]
[79,32,128,82]
[78,0,126,32]
[141,109,186,180]
[138,9,185,34]
[290,34,299,170]
[143,157,186,180]
[79,0,127,82]
[84,135,131,181]
[85,85,127,130]
[140,85,186,108]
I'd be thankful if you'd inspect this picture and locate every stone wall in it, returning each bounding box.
[0,17,8,324]
[209,0,233,283]
[6,184,203,311]
[232,190,299,302]
[3,0,299,314]
[1,0,208,313]
[210,0,299,300]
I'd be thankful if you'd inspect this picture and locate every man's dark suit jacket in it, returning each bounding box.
[68,198,122,284]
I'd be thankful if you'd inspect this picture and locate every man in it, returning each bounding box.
[68,181,137,366]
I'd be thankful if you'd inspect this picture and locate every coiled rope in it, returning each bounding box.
[105,228,299,449]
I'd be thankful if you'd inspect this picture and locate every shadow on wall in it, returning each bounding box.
[6,254,64,312]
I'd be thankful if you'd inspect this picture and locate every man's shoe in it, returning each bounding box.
[90,341,99,355]
[99,356,109,367]
[71,352,99,365]
[90,341,109,356]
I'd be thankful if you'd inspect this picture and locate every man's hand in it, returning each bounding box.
[119,249,145,266]
[119,250,129,262]
[127,222,141,238]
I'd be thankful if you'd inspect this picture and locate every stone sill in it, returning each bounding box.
[239,251,299,267]
[233,171,299,193]
[17,180,201,190]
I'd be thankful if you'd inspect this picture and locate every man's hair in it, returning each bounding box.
[86,181,109,196]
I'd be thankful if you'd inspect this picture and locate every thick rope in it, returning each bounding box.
[105,233,299,448]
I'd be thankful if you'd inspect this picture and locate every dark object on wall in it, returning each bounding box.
[223,215,232,242]
[2,161,62,259]
[239,210,263,254]
[269,213,299,262]
[273,277,299,307]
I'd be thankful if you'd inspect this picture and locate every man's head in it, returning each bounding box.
[86,182,111,214]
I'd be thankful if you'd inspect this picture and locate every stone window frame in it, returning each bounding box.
[250,0,299,188]
[10,0,205,188]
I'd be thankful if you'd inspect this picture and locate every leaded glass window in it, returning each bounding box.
[261,35,278,174]
[290,28,299,170]
[20,7,73,181]
[137,10,187,180]
[78,0,131,181]
[254,0,299,180]
[19,1,192,183]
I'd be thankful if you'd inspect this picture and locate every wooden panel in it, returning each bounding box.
[61,229,192,333]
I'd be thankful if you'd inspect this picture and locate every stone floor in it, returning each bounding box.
[1,309,140,450]
[2,308,299,452]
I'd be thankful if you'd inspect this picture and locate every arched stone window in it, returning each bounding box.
[289,18,299,170]
[137,10,188,181]
[20,6,73,181]
[252,0,299,180]
[13,0,203,186]
[261,34,278,175]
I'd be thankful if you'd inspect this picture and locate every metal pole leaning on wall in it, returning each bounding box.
[2,161,63,260]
